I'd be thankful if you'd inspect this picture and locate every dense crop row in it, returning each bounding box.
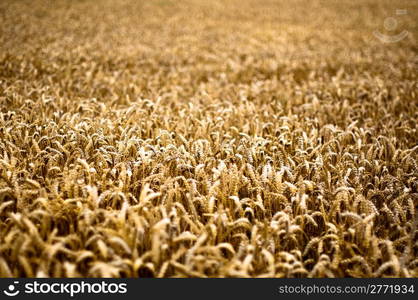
[0,0,417,277]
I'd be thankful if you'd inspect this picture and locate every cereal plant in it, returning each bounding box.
[0,0,417,278]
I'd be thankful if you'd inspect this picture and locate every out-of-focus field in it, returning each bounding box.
[0,0,417,277]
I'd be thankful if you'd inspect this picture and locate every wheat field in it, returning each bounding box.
[0,0,417,278]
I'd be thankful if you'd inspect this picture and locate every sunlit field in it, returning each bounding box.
[0,0,417,277]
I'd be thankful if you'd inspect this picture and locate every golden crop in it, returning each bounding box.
[0,0,417,278]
